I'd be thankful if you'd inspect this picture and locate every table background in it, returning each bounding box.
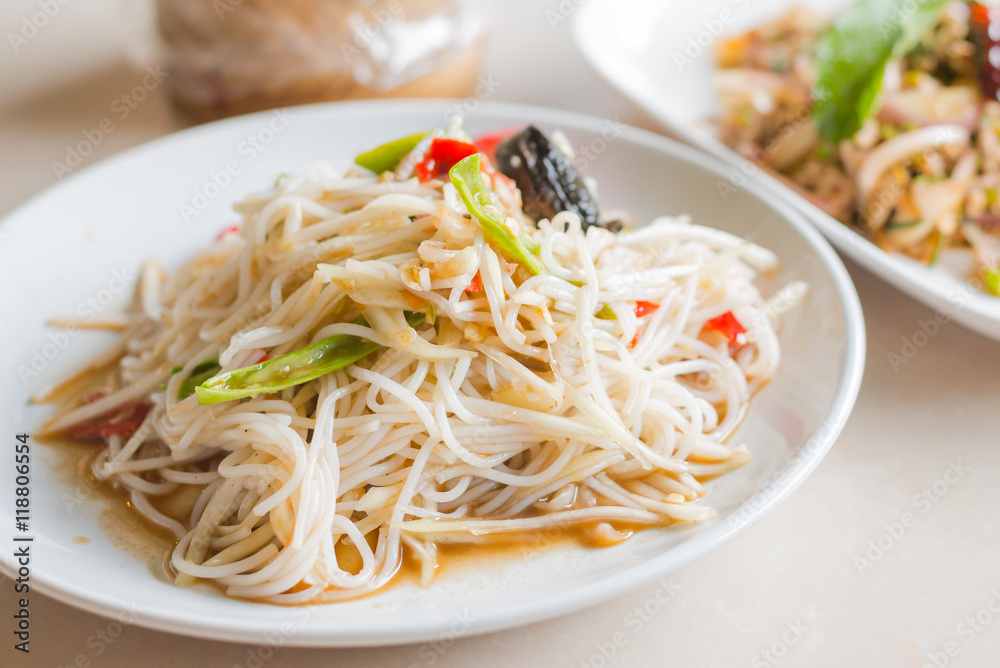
[2,1,999,666]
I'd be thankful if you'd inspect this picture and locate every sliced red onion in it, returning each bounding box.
[962,221,1000,268]
[878,86,982,132]
[766,120,819,171]
[972,212,1000,228]
[856,124,971,203]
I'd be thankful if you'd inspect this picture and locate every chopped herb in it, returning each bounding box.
[812,0,952,142]
[884,219,923,231]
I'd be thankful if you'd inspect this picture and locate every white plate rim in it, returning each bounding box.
[0,98,866,646]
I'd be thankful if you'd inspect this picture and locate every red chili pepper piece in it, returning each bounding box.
[634,301,659,318]
[626,302,661,347]
[216,224,241,241]
[971,3,1000,102]
[704,311,747,346]
[416,138,481,181]
[474,127,522,161]
[489,170,517,191]
[67,402,151,441]
[465,272,483,293]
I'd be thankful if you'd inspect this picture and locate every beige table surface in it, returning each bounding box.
[2,1,1000,666]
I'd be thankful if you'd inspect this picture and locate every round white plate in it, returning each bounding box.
[573,0,1000,341]
[0,100,864,646]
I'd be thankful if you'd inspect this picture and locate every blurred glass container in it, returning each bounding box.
[156,0,493,122]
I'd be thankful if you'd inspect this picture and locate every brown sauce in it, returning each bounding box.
[38,438,179,583]
[40,435,665,604]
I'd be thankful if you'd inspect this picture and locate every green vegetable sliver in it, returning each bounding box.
[195,313,424,405]
[985,266,1000,297]
[179,360,222,400]
[883,219,923,232]
[597,303,618,320]
[448,154,546,275]
[196,335,380,405]
[354,131,430,174]
[450,155,617,315]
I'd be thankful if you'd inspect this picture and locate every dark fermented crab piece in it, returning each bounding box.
[494,125,603,231]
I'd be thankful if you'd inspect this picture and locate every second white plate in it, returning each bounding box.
[574,0,1000,340]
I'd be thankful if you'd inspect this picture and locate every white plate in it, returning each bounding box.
[0,100,864,646]
[574,0,1000,340]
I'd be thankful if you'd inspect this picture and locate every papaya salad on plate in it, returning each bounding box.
[36,120,804,604]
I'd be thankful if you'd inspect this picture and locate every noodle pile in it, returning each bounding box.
[43,138,798,603]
